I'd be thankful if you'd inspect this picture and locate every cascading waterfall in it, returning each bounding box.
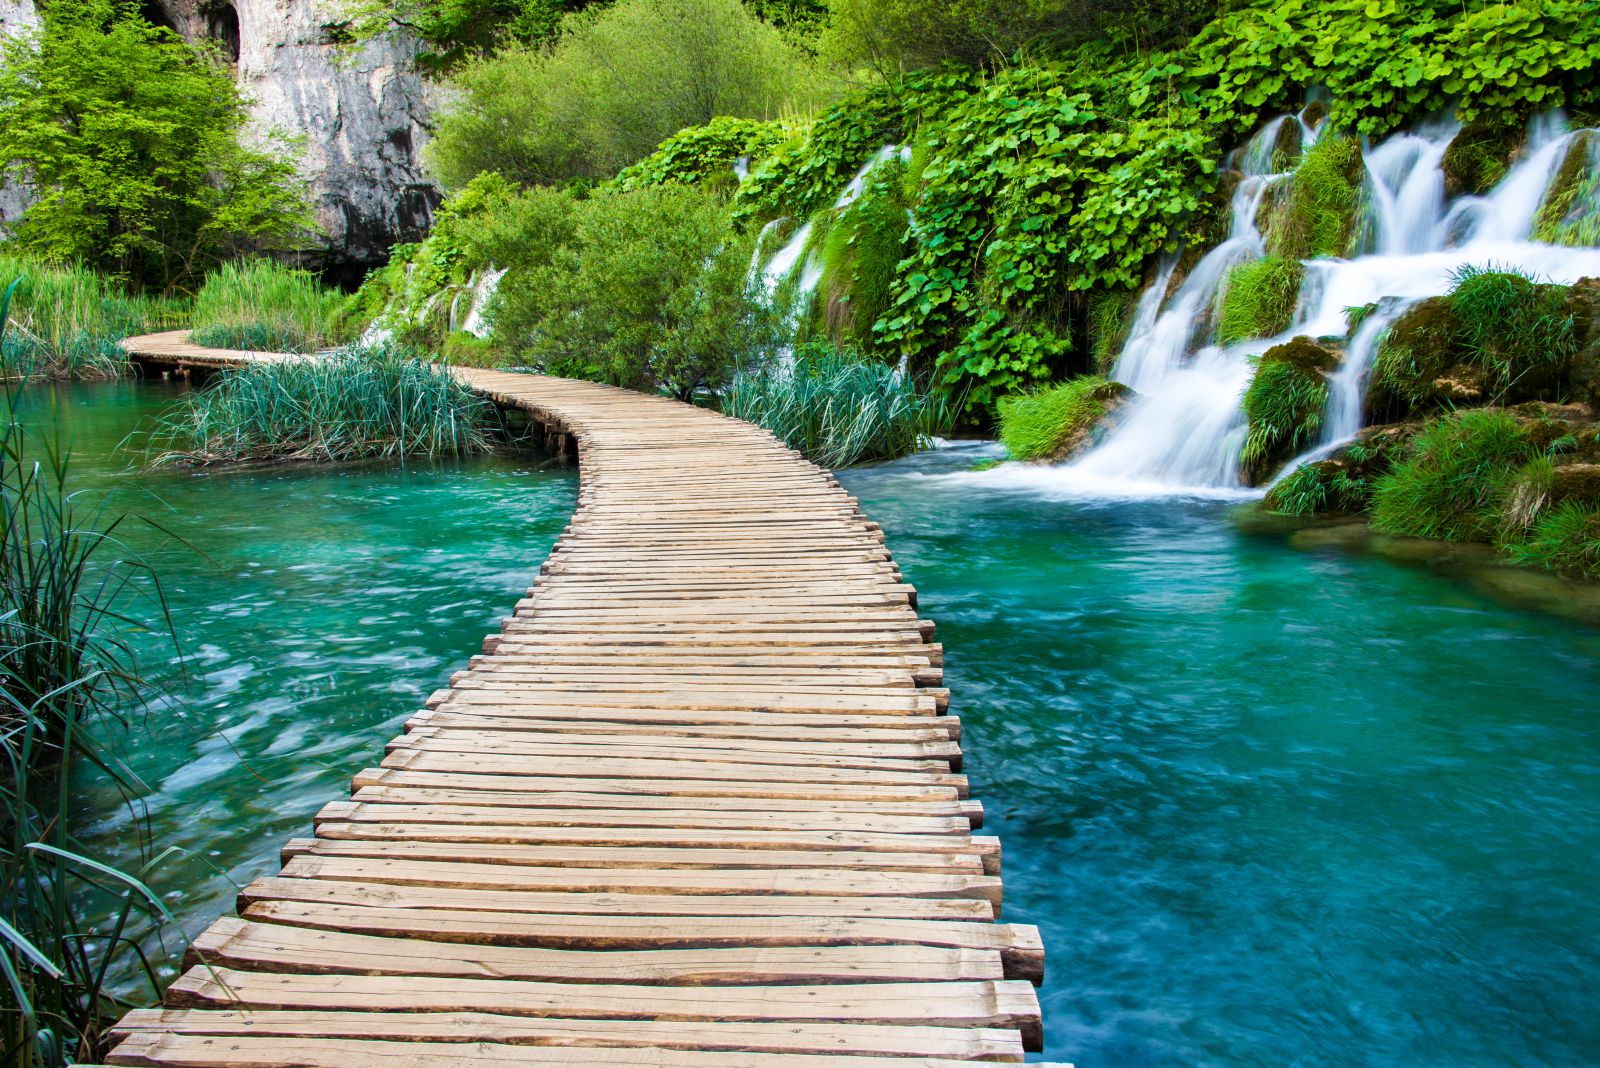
[1038,110,1600,498]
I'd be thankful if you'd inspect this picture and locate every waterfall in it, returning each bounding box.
[1039,109,1600,497]
[460,266,507,338]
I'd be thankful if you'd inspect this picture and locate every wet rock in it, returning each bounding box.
[1441,118,1522,198]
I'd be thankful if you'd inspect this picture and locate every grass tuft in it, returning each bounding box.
[1265,133,1362,260]
[1532,131,1600,247]
[1370,409,1537,542]
[190,260,345,354]
[1508,499,1600,578]
[998,375,1129,462]
[0,257,186,379]
[1240,336,1337,483]
[151,344,494,465]
[722,344,955,468]
[1217,256,1303,345]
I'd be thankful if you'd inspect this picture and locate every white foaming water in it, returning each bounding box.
[459,265,507,338]
[1035,110,1600,498]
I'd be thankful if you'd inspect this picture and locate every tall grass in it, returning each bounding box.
[1369,409,1537,542]
[998,375,1127,462]
[1217,256,1303,345]
[0,258,187,381]
[1446,264,1575,400]
[0,278,188,1065]
[151,344,494,465]
[1266,133,1362,260]
[189,260,345,354]
[722,347,955,468]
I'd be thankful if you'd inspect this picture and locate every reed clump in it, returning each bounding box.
[0,257,187,380]
[151,344,494,465]
[188,260,346,354]
[722,345,955,468]
[1,277,188,1064]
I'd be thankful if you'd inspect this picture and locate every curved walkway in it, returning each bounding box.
[106,333,1053,1067]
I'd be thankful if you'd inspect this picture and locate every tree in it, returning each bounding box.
[496,185,785,397]
[0,0,314,292]
[427,0,834,189]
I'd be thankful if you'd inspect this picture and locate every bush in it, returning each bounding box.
[190,260,346,353]
[427,0,831,189]
[1240,336,1337,483]
[151,344,495,464]
[721,344,956,467]
[498,185,785,398]
[0,0,313,292]
[1217,256,1303,345]
[613,118,792,192]
[1370,410,1538,543]
[1263,133,1362,260]
[998,374,1129,462]
[0,257,188,379]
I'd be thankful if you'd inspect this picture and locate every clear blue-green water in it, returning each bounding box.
[26,384,1600,1067]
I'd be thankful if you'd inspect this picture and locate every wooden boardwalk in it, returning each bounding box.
[107,332,1056,1067]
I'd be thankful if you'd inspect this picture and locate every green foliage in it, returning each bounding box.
[722,343,956,467]
[151,344,494,464]
[0,0,314,292]
[0,257,187,379]
[1370,409,1538,542]
[613,118,791,192]
[1508,499,1600,578]
[497,185,784,398]
[1217,256,1302,345]
[817,155,912,351]
[426,0,832,189]
[1088,289,1136,373]
[343,0,596,69]
[190,260,346,353]
[1240,336,1336,482]
[1264,133,1362,260]
[1447,265,1577,401]
[997,374,1126,461]
[1263,458,1368,515]
[1533,131,1600,247]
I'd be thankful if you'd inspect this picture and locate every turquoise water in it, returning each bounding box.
[839,444,1600,1068]
[23,384,1600,1065]
[13,380,576,973]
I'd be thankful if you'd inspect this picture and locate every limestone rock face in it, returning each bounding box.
[0,0,41,230]
[1,0,439,274]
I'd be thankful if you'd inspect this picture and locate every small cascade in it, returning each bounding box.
[460,266,507,338]
[1041,108,1600,497]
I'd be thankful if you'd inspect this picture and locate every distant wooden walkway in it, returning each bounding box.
[105,332,1056,1067]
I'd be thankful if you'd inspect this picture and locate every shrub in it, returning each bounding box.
[613,118,792,192]
[998,375,1129,462]
[151,344,494,464]
[1217,256,1303,345]
[722,344,956,467]
[427,0,831,189]
[1370,410,1538,542]
[190,260,346,353]
[499,185,785,398]
[0,0,313,292]
[1263,133,1362,260]
[1240,336,1337,483]
[1508,500,1600,579]
[0,256,188,379]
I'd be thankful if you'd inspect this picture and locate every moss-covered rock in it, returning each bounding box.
[998,376,1132,462]
[1564,277,1600,408]
[1367,296,1460,415]
[818,156,912,353]
[1218,256,1303,345]
[1262,421,1412,515]
[1441,118,1522,197]
[1532,131,1599,246]
[1261,133,1363,260]
[1241,336,1340,484]
[1087,288,1139,374]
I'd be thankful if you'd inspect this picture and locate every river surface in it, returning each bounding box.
[23,383,1600,1067]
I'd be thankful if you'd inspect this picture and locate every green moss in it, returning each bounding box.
[1370,409,1539,542]
[1532,131,1600,247]
[1240,336,1338,483]
[1218,256,1303,345]
[1441,118,1521,197]
[1369,296,1465,414]
[1263,133,1362,260]
[818,156,911,352]
[998,375,1130,462]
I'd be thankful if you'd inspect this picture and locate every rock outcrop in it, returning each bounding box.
[1,0,439,276]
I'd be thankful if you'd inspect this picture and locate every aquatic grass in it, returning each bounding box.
[151,344,494,465]
[1370,410,1538,542]
[998,375,1128,463]
[1507,499,1600,578]
[0,258,187,381]
[1240,337,1337,483]
[1217,256,1303,346]
[189,260,345,354]
[0,277,190,1064]
[722,346,955,468]
[1266,133,1362,260]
